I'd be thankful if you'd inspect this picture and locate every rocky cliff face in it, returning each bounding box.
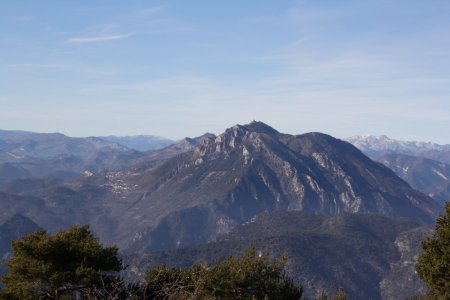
[0,122,441,298]
[380,225,433,299]
[0,122,441,252]
[122,121,440,252]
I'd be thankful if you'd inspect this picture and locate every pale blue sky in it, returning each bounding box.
[1,0,449,143]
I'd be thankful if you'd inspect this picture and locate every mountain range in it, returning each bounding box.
[0,130,144,182]
[347,134,450,164]
[0,122,446,299]
[347,135,450,204]
[97,135,175,152]
[0,129,127,159]
[122,122,439,253]
[0,122,441,248]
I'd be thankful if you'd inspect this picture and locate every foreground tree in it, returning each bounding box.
[315,288,348,300]
[1,225,124,299]
[416,202,450,299]
[142,247,302,299]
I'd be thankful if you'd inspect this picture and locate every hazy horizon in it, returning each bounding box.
[1,1,449,143]
[1,121,449,146]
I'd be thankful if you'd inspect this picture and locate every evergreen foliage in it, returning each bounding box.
[416,202,450,299]
[142,247,302,299]
[1,225,124,299]
[0,224,350,299]
[314,288,348,300]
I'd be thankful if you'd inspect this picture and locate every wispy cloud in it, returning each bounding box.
[67,34,130,44]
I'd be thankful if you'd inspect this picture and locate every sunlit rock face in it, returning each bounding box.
[0,122,440,253]
[121,121,440,252]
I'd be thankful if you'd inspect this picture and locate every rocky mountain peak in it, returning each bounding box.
[197,122,278,158]
[214,125,248,151]
[1,123,441,257]
[220,121,279,139]
[244,121,280,135]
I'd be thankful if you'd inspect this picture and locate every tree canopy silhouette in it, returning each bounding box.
[416,202,450,299]
[142,247,302,299]
[1,225,124,299]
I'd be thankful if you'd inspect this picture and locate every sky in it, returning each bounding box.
[1,0,449,143]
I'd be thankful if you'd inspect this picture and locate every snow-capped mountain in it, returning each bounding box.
[347,135,450,203]
[346,135,450,164]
